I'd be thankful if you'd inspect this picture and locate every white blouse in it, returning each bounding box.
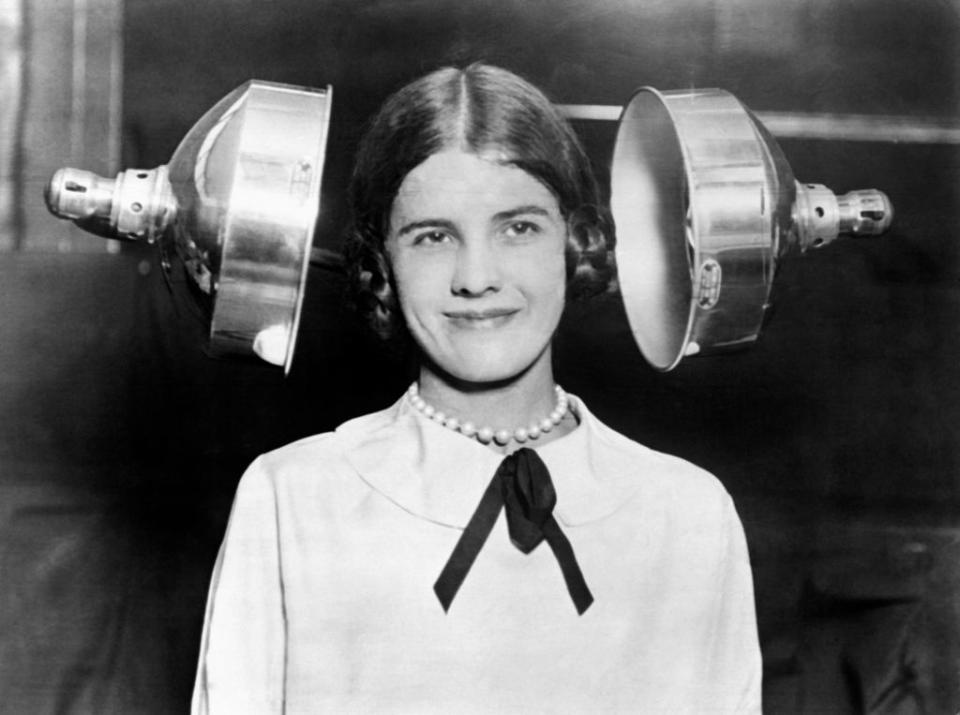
[192,393,762,714]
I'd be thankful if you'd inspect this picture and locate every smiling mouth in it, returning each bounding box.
[444,308,520,327]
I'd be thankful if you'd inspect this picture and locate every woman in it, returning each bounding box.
[192,63,762,713]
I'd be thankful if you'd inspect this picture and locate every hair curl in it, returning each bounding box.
[344,63,616,344]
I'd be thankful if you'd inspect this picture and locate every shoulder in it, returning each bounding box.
[268,405,393,463]
[583,409,750,581]
[545,396,736,528]
[235,400,402,498]
[578,398,736,522]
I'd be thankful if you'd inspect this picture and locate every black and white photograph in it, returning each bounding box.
[1,0,958,712]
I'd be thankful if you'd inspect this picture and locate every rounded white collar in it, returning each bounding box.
[341,392,650,529]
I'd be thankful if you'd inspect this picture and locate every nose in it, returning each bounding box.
[451,238,502,297]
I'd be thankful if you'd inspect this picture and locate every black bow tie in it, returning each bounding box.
[433,447,594,614]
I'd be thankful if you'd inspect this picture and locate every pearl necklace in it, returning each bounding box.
[408,382,570,446]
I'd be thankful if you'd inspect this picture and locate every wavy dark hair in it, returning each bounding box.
[344,63,616,344]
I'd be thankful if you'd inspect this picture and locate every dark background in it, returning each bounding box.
[2,0,959,712]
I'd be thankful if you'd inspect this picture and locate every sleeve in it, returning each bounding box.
[708,492,763,713]
[191,457,286,715]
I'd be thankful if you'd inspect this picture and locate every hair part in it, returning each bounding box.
[344,63,616,345]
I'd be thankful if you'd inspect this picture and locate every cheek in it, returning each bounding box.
[389,252,442,323]
[527,246,568,311]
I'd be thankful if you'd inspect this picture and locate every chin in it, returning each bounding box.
[437,347,546,386]
[447,367,522,386]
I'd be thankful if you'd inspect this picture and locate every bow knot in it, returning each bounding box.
[433,447,594,614]
[500,448,556,553]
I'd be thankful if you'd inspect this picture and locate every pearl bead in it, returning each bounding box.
[407,383,569,447]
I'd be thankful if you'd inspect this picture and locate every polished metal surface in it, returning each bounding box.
[164,81,332,372]
[44,80,332,373]
[795,184,893,249]
[46,165,174,241]
[611,87,894,372]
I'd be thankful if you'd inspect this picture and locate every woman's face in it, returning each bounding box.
[386,150,568,385]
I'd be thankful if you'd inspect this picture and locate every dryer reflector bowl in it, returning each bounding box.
[610,87,892,371]
[45,80,333,374]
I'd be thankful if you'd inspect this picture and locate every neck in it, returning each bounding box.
[415,356,577,452]
[419,368,554,426]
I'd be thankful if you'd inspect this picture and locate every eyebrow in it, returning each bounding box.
[395,218,458,237]
[493,205,553,222]
[394,205,554,237]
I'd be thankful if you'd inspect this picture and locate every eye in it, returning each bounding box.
[412,230,453,247]
[503,221,541,238]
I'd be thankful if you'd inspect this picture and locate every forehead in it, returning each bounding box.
[390,150,560,222]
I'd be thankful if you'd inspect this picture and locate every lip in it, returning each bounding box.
[444,307,521,327]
